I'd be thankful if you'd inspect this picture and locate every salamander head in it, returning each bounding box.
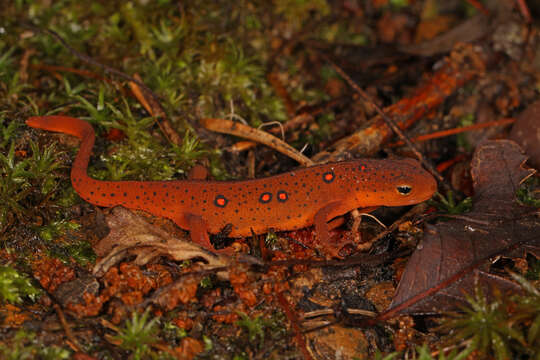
[341,158,437,207]
[374,158,437,206]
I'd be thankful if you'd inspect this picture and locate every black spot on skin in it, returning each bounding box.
[234,209,239,213]
[90,191,94,195]
[165,192,169,197]
[110,193,115,197]
[101,193,106,197]
[136,196,140,199]
[123,192,127,196]
[153,191,157,196]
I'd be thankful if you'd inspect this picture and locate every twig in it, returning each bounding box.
[323,55,445,184]
[436,214,490,226]
[387,118,515,147]
[54,303,83,353]
[277,292,314,360]
[200,118,314,167]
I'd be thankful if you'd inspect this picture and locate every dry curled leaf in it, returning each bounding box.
[389,140,538,315]
[92,207,230,277]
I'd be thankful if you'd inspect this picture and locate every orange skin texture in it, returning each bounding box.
[26,116,437,253]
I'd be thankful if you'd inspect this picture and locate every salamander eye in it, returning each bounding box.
[396,185,412,195]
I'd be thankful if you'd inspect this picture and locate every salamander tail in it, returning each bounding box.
[26,115,96,194]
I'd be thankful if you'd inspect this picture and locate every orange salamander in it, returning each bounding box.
[26,116,437,253]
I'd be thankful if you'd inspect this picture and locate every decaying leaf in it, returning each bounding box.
[389,140,538,315]
[92,207,230,278]
[510,100,540,169]
[399,15,490,57]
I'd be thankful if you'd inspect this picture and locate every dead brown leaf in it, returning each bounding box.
[510,100,540,169]
[92,207,230,278]
[400,15,489,57]
[389,140,538,315]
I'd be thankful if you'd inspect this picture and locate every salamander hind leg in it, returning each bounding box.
[184,213,233,255]
[313,201,353,258]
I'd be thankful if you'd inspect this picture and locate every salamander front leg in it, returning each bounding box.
[184,213,233,255]
[187,164,208,180]
[313,201,351,258]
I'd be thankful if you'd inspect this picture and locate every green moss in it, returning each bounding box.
[36,219,96,265]
[274,0,330,27]
[516,176,540,208]
[115,310,160,360]
[0,265,40,304]
[429,191,472,215]
[439,275,540,359]
[525,254,540,281]
[0,330,70,360]
[225,311,290,357]
[456,114,475,152]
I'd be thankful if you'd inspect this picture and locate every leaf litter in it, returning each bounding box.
[389,140,538,315]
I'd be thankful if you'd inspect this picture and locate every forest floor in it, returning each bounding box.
[0,1,539,359]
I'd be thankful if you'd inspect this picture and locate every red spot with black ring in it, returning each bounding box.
[214,195,228,207]
[322,171,335,183]
[277,190,288,202]
[259,192,272,203]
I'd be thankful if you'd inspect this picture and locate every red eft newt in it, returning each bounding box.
[26,116,437,254]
